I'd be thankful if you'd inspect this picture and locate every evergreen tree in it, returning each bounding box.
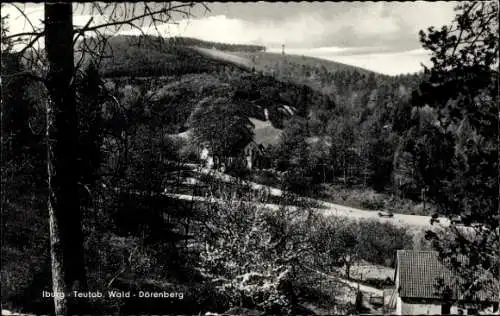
[413,1,499,304]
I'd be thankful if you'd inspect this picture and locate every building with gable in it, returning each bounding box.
[386,250,498,315]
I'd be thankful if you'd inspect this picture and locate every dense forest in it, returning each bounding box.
[87,34,427,206]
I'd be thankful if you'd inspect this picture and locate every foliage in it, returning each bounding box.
[357,220,414,267]
[197,201,297,314]
[76,62,107,190]
[412,1,499,304]
[310,216,413,271]
[1,46,50,312]
[189,96,254,162]
[406,0,499,218]
[169,36,266,52]
[360,277,395,289]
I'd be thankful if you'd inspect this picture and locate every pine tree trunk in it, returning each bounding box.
[345,261,351,280]
[45,3,87,315]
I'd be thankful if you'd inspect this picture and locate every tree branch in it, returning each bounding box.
[4,31,44,41]
[10,3,40,35]
[73,3,196,35]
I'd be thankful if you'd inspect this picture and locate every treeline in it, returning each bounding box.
[96,35,430,206]
[168,36,266,52]
[267,67,426,202]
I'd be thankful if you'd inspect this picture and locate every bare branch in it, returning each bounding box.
[17,32,44,57]
[73,2,196,35]
[73,16,94,46]
[5,31,44,40]
[10,3,39,34]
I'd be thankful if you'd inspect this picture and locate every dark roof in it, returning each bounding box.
[396,250,496,302]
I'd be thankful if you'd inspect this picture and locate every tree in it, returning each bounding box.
[1,14,51,311]
[190,96,254,167]
[327,117,356,185]
[334,222,360,280]
[1,6,13,53]
[76,61,106,189]
[413,1,499,305]
[198,197,316,314]
[4,2,206,314]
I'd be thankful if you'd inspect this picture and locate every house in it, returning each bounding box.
[199,145,215,169]
[199,141,269,171]
[388,250,498,315]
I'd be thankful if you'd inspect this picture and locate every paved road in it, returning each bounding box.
[189,167,450,229]
[164,192,448,230]
[106,165,450,229]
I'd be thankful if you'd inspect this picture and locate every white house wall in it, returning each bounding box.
[396,297,402,315]
[398,299,476,315]
[400,300,443,315]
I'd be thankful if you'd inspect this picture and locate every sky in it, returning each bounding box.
[2,2,460,75]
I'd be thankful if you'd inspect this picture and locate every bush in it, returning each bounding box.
[282,170,315,196]
[1,195,51,314]
[357,220,414,267]
[360,199,384,210]
[360,277,395,289]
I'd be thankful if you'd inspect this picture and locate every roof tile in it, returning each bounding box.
[396,250,496,302]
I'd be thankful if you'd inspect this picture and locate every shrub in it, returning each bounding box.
[360,199,385,210]
[357,220,414,267]
[361,277,395,289]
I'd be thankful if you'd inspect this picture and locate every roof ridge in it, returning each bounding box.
[397,249,438,254]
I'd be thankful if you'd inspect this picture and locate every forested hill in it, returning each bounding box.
[85,35,424,157]
[82,35,430,200]
[85,35,425,194]
[86,35,332,131]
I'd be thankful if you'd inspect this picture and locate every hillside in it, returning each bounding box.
[92,35,425,198]
[191,47,254,70]
[90,35,250,78]
[191,44,422,114]
[95,36,342,141]
[233,50,376,76]
[90,36,425,203]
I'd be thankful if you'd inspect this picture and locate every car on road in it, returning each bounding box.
[378,210,394,218]
[470,222,483,228]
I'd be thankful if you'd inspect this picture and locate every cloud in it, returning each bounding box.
[4,2,457,51]
[266,46,431,75]
[196,1,458,49]
[3,3,44,34]
[324,49,431,75]
[117,14,329,47]
[2,2,456,75]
